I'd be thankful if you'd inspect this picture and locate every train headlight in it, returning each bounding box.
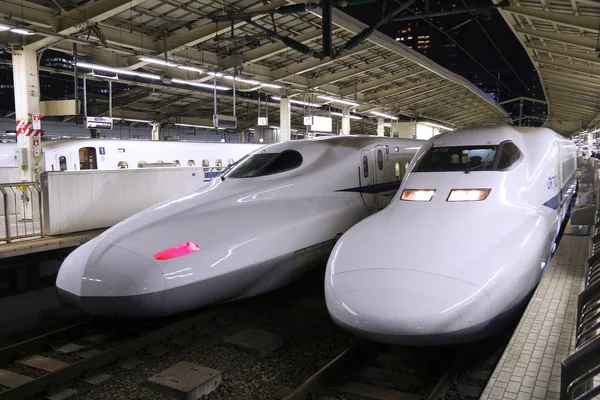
[447,189,491,202]
[154,242,200,260]
[400,189,436,201]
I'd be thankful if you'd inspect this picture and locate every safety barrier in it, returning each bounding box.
[0,182,44,243]
[561,158,600,399]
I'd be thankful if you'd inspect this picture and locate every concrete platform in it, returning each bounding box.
[479,235,588,400]
[0,228,104,259]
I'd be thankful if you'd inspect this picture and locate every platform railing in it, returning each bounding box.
[0,182,44,244]
[561,157,600,400]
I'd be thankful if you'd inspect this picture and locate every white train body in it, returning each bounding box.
[0,139,262,173]
[325,126,577,346]
[55,136,423,317]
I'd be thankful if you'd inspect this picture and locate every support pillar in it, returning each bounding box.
[588,131,594,159]
[377,118,385,136]
[279,96,291,142]
[151,123,161,140]
[13,47,40,220]
[341,108,351,135]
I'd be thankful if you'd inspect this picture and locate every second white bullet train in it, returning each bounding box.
[325,125,577,346]
[56,136,423,317]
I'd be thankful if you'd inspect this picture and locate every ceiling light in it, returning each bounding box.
[177,65,204,73]
[139,57,177,67]
[207,72,224,77]
[370,111,398,120]
[271,96,322,108]
[172,78,229,90]
[76,62,161,80]
[224,76,260,85]
[330,112,362,120]
[175,123,214,129]
[421,121,454,131]
[0,24,10,31]
[317,95,359,107]
[117,118,153,124]
[10,28,34,35]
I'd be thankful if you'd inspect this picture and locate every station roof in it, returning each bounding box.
[496,1,600,135]
[0,0,510,133]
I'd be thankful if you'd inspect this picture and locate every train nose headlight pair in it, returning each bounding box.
[400,188,490,202]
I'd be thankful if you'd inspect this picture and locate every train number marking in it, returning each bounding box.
[547,175,558,190]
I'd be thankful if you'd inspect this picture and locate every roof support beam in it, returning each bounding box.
[534,58,600,77]
[364,77,445,102]
[541,69,600,87]
[505,6,600,32]
[514,26,598,50]
[419,93,476,114]
[339,69,424,97]
[544,82,600,96]
[25,0,147,51]
[242,29,324,65]
[408,87,467,109]
[309,56,404,88]
[0,0,54,28]
[391,82,457,108]
[528,45,600,66]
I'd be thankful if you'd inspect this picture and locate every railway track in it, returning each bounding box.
[279,337,503,400]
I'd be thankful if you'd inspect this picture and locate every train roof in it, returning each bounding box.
[431,125,569,147]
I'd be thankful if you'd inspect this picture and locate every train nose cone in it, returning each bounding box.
[325,269,490,345]
[56,240,166,317]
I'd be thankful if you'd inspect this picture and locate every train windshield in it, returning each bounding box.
[415,145,498,172]
[225,150,303,178]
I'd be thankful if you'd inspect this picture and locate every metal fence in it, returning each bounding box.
[561,158,600,399]
[0,182,44,243]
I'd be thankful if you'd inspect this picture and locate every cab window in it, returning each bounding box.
[415,146,497,172]
[59,156,67,171]
[496,142,522,170]
[226,150,303,178]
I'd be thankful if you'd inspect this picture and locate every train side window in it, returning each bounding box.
[497,142,522,170]
[377,149,384,171]
[395,162,400,179]
[202,159,209,167]
[173,160,181,167]
[228,158,234,165]
[215,159,223,167]
[59,156,67,171]
[188,160,195,167]
[363,156,369,177]
[118,161,129,169]
[138,160,146,168]
[404,162,410,176]
[156,160,163,163]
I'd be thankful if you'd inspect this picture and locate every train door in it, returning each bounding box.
[79,147,98,170]
[360,150,375,211]
[373,145,387,210]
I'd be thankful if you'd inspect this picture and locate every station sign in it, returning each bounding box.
[33,137,40,158]
[258,117,268,126]
[303,116,312,125]
[86,116,113,130]
[32,113,41,130]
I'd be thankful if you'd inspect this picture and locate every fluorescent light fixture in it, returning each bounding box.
[224,76,260,85]
[117,118,152,124]
[271,96,322,108]
[76,62,161,80]
[90,72,118,80]
[139,57,177,67]
[269,125,280,129]
[10,28,33,35]
[177,65,204,73]
[317,95,359,107]
[370,111,398,120]
[421,121,454,131]
[330,112,362,120]
[172,78,229,90]
[207,72,224,77]
[175,123,213,129]
[0,24,10,31]
[258,83,282,89]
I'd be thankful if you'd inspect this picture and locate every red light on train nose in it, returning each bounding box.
[154,242,200,261]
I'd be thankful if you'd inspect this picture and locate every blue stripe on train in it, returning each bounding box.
[336,180,402,194]
[543,175,577,210]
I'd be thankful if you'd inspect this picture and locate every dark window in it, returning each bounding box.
[188,160,195,167]
[414,145,497,172]
[118,161,128,169]
[227,150,303,178]
[377,149,384,170]
[363,155,369,177]
[496,142,522,170]
[173,160,180,167]
[59,156,67,171]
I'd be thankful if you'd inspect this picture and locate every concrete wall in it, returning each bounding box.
[41,167,208,235]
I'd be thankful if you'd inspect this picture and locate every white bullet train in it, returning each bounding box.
[55,135,423,317]
[325,125,577,346]
[0,140,262,174]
